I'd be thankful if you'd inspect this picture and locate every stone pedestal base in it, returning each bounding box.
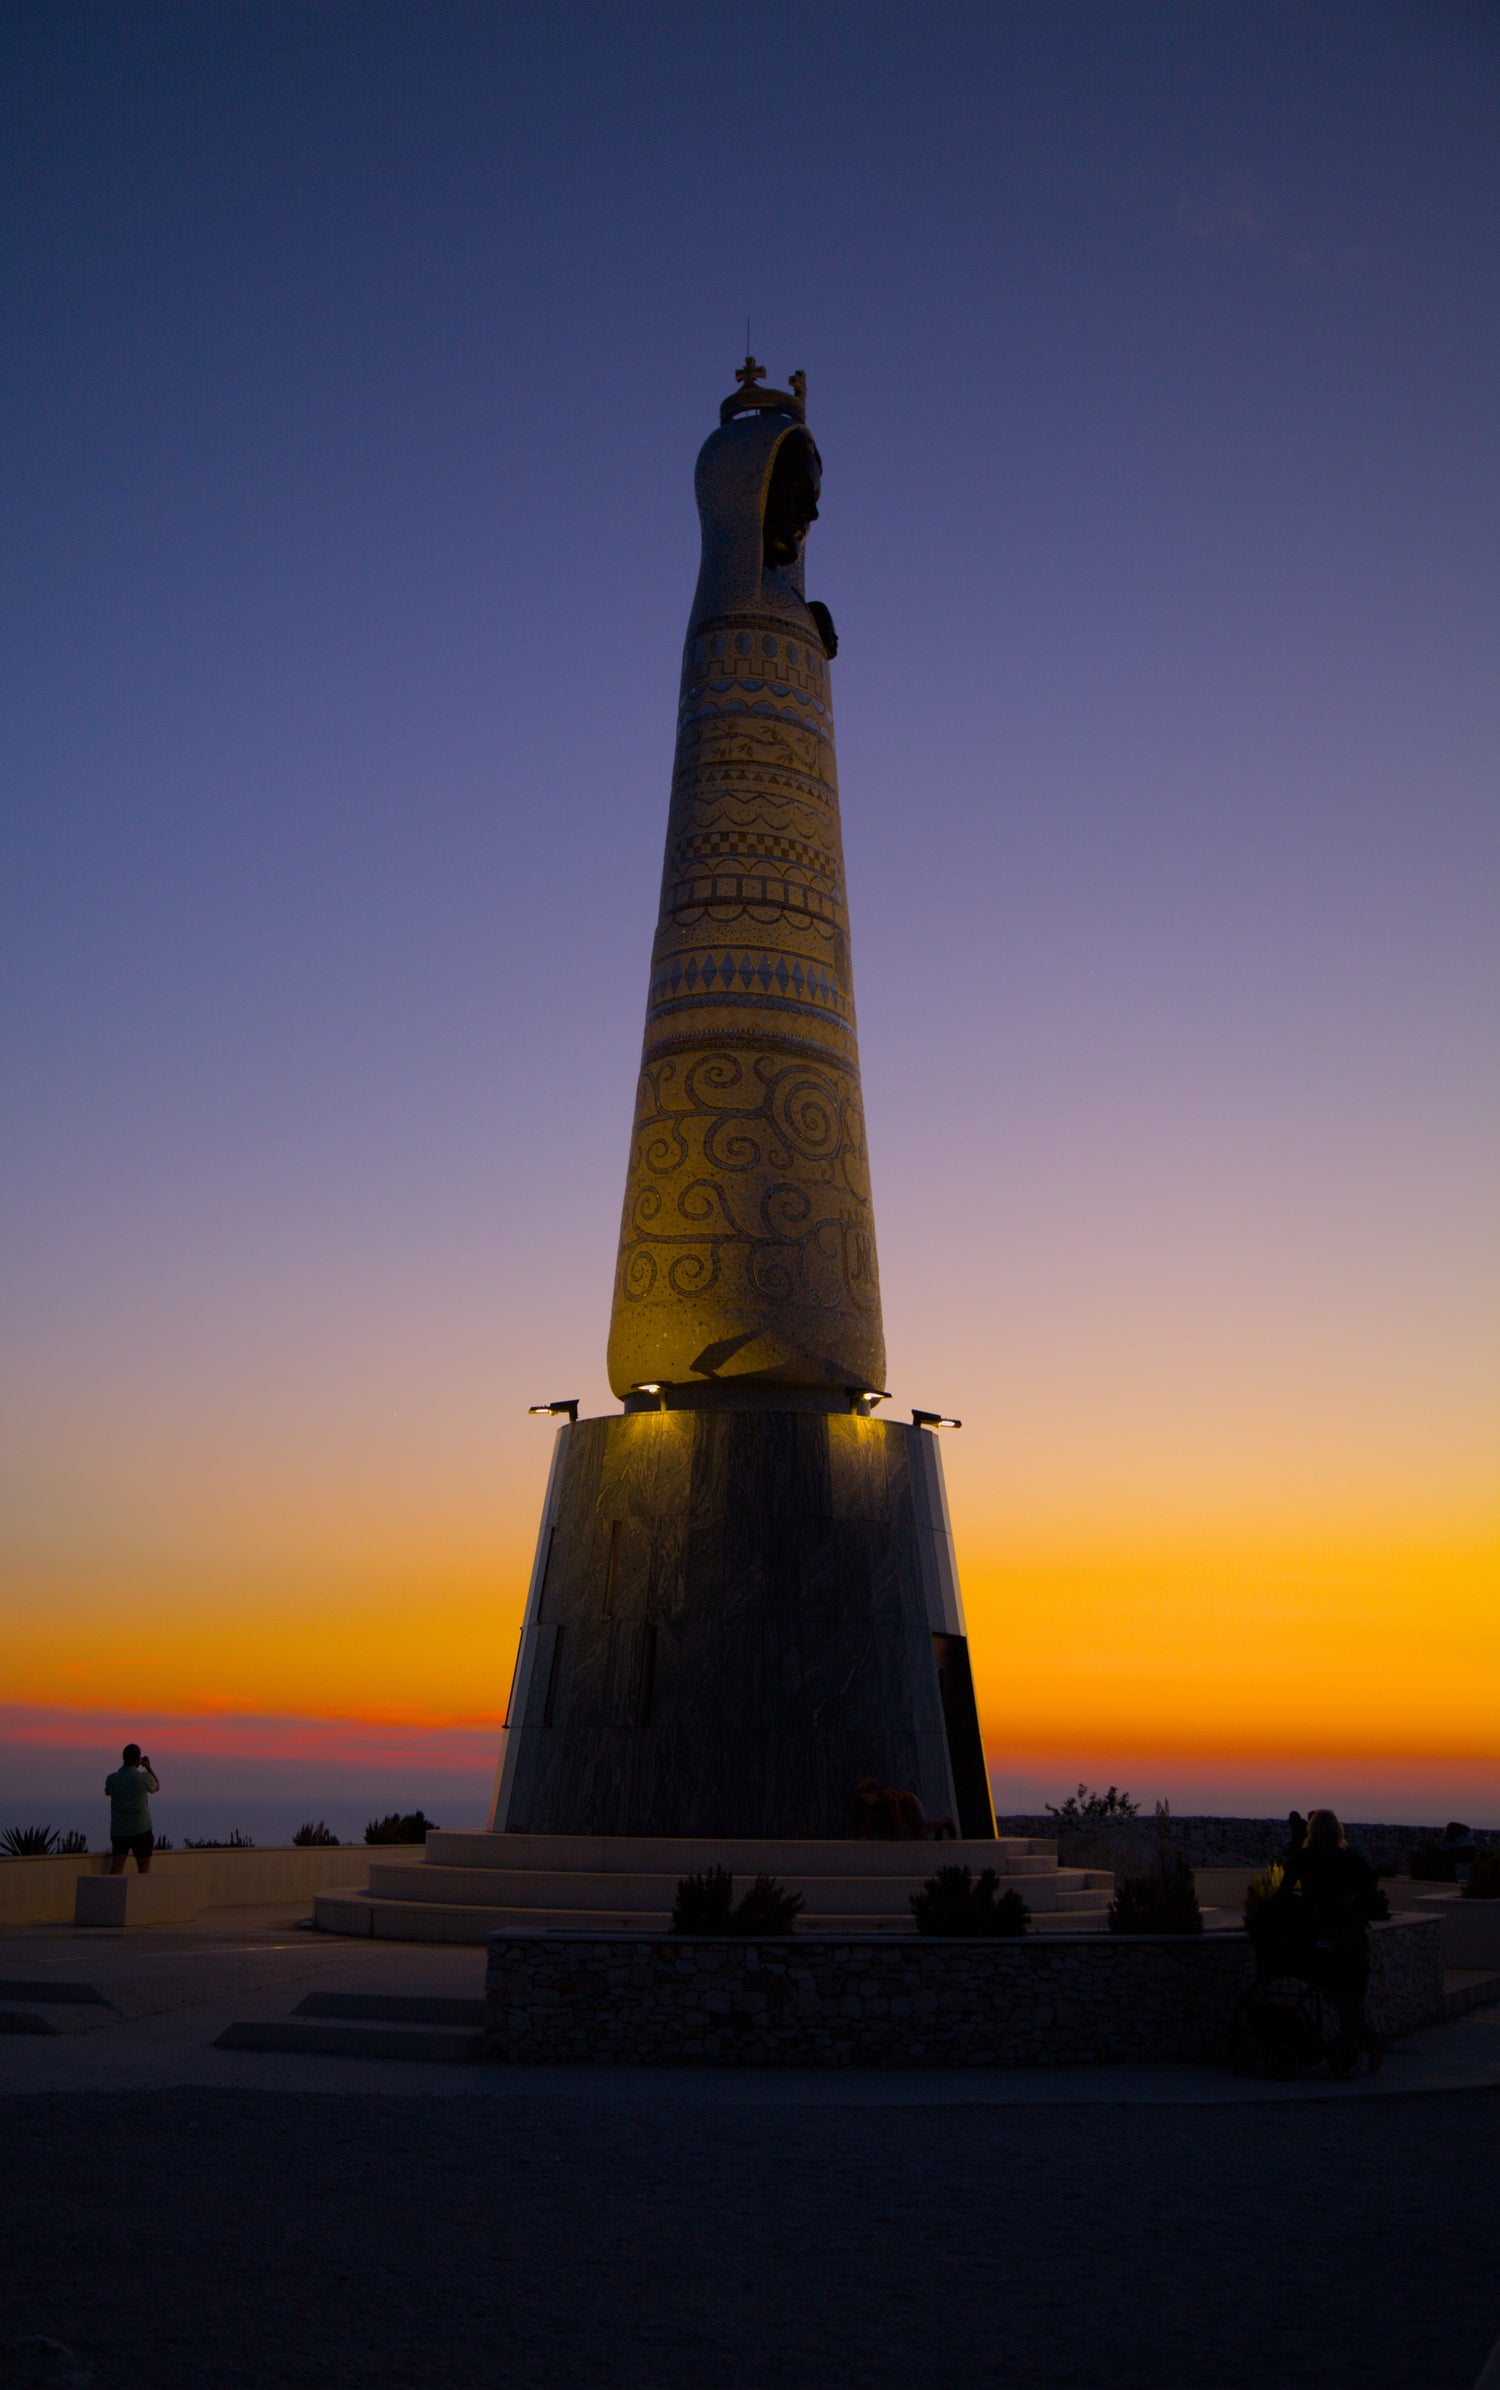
[490,1409,995,1842]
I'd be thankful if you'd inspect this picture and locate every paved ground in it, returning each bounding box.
[3,1909,1499,2389]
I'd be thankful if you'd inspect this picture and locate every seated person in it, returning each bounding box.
[855,1778,956,1841]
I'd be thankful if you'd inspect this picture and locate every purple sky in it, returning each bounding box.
[3,4,1497,1833]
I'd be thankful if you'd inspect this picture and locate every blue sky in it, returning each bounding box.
[3,3,1496,1835]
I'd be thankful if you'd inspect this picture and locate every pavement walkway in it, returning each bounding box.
[5,1906,1500,2390]
[3,1903,1500,2103]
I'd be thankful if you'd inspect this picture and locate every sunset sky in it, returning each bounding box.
[3,3,1496,1842]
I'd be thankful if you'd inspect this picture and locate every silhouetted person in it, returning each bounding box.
[104,1742,159,1873]
[1280,1809,1388,2066]
[1442,1821,1477,1876]
[1280,1810,1307,1868]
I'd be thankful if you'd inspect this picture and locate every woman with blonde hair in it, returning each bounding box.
[1281,1808,1389,2068]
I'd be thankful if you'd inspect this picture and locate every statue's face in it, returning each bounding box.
[763,430,822,567]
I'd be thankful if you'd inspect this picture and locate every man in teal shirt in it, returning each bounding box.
[104,1743,160,1873]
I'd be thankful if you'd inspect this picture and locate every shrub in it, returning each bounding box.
[1,1825,59,1856]
[183,1829,255,1848]
[671,1868,804,1934]
[911,1865,1029,1937]
[57,1831,88,1854]
[292,1821,340,1846]
[153,1837,174,1850]
[672,1866,735,1932]
[1243,1862,1285,1921]
[1108,1864,1203,1936]
[1463,1853,1500,1901]
[1046,1783,1140,1823]
[1409,1843,1458,1882]
[731,1874,805,1934]
[364,1810,440,1845]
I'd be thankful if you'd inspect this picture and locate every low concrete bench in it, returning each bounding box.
[74,1868,208,1927]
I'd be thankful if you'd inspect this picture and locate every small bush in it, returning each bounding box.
[1046,1783,1140,1823]
[364,1810,440,1845]
[1243,1862,1284,1921]
[1409,1843,1458,1882]
[731,1874,805,1934]
[911,1865,1029,1937]
[672,1866,735,1932]
[292,1821,340,1846]
[183,1830,255,1849]
[1,1825,58,1856]
[1463,1853,1500,1901]
[153,1836,174,1850]
[1108,1865,1203,1936]
[57,1831,88,1854]
[671,1868,804,1934]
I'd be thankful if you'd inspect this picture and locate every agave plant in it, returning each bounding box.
[672,1865,736,1932]
[671,1867,804,1935]
[57,1830,89,1854]
[730,1874,805,1935]
[1243,1861,1285,1920]
[911,1864,1029,1937]
[183,1829,255,1848]
[1,1824,59,1856]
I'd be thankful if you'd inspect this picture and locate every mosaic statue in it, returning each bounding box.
[492,364,993,1842]
[607,360,883,1407]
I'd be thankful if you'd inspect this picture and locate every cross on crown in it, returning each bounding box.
[720,357,808,426]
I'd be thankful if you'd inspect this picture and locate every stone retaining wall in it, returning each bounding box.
[995,1814,1499,1874]
[484,1915,1442,2068]
[0,1844,425,1926]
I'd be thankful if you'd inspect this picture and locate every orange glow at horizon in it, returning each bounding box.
[5,1479,1496,1796]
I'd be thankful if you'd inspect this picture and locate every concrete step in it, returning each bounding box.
[0,1979,115,2035]
[1443,1967,1500,2020]
[215,2017,483,2061]
[0,1978,112,2004]
[365,1859,1077,1913]
[313,1891,1115,1945]
[215,1988,485,2060]
[422,1831,1055,1875]
[295,1991,483,2026]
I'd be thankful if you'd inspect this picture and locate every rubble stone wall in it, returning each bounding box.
[483,1915,1442,2068]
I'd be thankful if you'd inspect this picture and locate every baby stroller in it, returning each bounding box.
[1230,1909,1376,2081]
